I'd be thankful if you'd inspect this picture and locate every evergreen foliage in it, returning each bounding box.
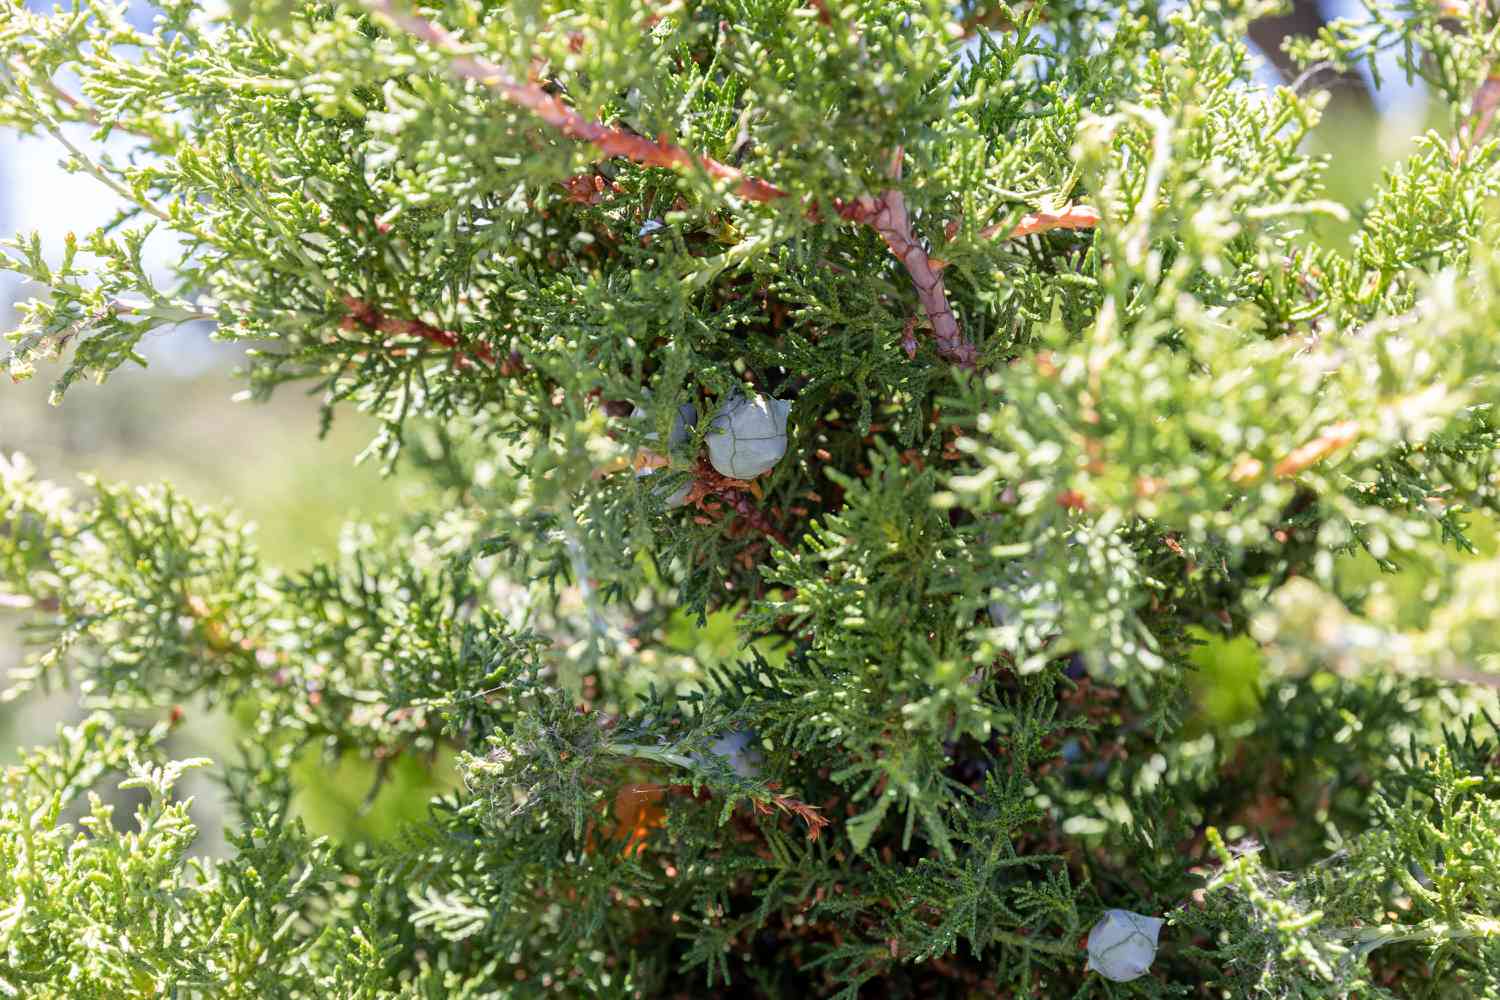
[6,0,1500,994]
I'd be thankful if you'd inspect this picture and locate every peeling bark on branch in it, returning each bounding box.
[836,188,975,368]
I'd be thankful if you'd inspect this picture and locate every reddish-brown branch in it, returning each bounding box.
[980,204,1103,241]
[844,197,1101,367]
[1464,75,1500,148]
[35,78,160,141]
[360,0,1099,368]
[1273,420,1360,478]
[43,80,97,121]
[837,186,976,368]
[363,0,785,203]
[341,296,517,370]
[719,489,791,547]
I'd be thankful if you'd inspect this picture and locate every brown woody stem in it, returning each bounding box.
[1466,75,1500,148]
[837,188,976,368]
[358,0,1099,368]
[341,296,510,369]
[361,0,784,203]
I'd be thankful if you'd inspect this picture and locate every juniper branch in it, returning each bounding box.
[358,0,785,203]
[340,296,498,368]
[837,183,974,369]
[356,0,1095,370]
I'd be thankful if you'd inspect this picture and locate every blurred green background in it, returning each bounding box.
[0,359,433,847]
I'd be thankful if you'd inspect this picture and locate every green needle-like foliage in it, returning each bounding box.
[6,0,1500,994]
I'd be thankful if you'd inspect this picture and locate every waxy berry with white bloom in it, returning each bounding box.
[706,393,790,480]
[690,728,763,778]
[1087,908,1164,982]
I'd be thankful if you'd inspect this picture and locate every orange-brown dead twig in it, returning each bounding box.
[1273,420,1360,478]
[980,204,1103,240]
[341,296,517,370]
[361,0,786,203]
[682,458,791,546]
[754,787,830,839]
[589,780,826,857]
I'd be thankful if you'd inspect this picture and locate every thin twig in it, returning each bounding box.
[358,753,395,815]
[341,296,500,368]
[10,297,213,367]
[1272,420,1359,478]
[110,298,216,323]
[1463,75,1500,149]
[361,0,784,203]
[990,928,1079,957]
[33,78,157,140]
[38,78,97,123]
[980,204,1103,241]
[46,125,174,225]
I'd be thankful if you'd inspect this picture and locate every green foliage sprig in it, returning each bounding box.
[7,0,1500,995]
